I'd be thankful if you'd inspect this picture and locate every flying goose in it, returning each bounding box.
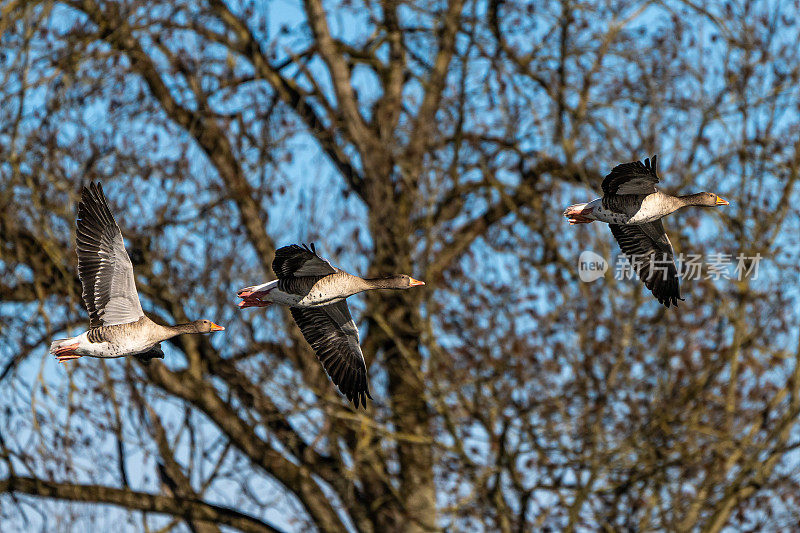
[563,155,729,307]
[237,244,425,408]
[49,183,224,363]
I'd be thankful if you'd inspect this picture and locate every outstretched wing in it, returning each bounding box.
[76,183,144,327]
[290,301,372,408]
[272,243,336,279]
[602,155,660,197]
[609,220,682,307]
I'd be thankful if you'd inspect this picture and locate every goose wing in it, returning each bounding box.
[272,243,336,279]
[134,344,165,363]
[609,220,682,307]
[76,183,144,327]
[602,155,660,197]
[290,301,371,408]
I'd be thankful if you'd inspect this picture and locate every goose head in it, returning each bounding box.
[682,192,729,207]
[368,275,425,289]
[396,275,426,288]
[191,319,225,333]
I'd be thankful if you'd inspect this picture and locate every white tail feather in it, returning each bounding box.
[49,337,74,354]
[563,203,589,217]
[238,280,278,296]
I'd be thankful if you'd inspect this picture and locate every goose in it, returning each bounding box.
[563,155,729,307]
[49,183,224,363]
[237,244,425,408]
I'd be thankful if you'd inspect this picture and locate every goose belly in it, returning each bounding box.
[295,293,347,307]
[266,287,343,307]
[81,329,158,358]
[587,199,630,224]
[265,288,304,306]
[253,278,350,307]
[590,196,666,225]
[626,195,668,224]
[294,276,352,307]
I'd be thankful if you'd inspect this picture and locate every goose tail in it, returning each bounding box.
[564,203,595,225]
[237,280,277,308]
[50,336,84,363]
[49,337,74,354]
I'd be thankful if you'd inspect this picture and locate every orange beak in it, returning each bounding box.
[715,196,729,206]
[209,322,225,332]
[409,278,425,287]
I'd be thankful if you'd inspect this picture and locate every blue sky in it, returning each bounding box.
[3,0,800,530]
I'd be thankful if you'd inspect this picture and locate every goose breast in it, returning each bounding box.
[626,192,675,224]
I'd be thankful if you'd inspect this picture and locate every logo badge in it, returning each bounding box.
[578,250,607,282]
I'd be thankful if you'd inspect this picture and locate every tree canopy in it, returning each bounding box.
[2,0,800,530]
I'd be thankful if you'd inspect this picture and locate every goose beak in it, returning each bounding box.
[209,322,225,332]
[409,278,425,287]
[716,196,729,206]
